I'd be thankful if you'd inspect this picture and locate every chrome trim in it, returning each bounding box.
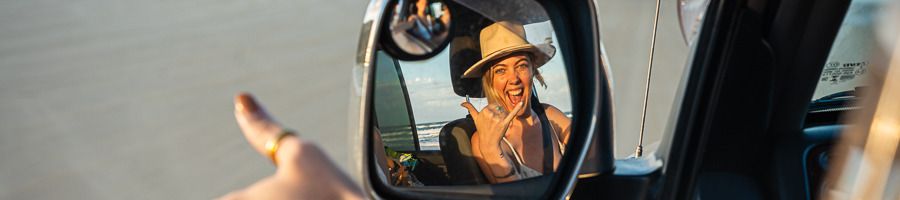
[808,106,860,113]
[355,0,388,199]
[356,0,388,69]
[577,172,602,179]
[635,0,663,158]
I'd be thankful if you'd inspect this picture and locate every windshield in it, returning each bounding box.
[811,0,886,104]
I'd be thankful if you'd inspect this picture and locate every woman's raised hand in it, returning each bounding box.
[461,101,525,148]
[221,93,363,200]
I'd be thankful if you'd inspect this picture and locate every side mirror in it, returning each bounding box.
[356,0,613,198]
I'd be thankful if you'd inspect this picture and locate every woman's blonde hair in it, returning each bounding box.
[481,53,547,105]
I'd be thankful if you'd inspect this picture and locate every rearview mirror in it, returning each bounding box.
[356,0,613,198]
[381,0,452,60]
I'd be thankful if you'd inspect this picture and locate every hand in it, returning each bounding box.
[461,102,525,148]
[220,93,363,200]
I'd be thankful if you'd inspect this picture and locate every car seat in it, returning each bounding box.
[438,116,489,185]
[439,26,491,185]
[438,96,554,185]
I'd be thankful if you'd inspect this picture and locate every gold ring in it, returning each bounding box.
[265,129,296,166]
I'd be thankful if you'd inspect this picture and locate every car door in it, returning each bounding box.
[654,0,883,199]
[358,0,888,199]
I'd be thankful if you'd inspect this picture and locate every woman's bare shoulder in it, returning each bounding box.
[540,103,565,117]
[540,104,570,127]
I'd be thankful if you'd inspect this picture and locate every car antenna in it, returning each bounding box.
[635,0,663,158]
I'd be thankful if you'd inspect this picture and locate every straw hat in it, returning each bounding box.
[461,21,556,78]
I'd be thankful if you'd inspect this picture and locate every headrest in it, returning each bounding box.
[445,2,550,98]
[446,4,491,98]
[449,36,485,98]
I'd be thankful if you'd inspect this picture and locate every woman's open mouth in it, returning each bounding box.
[507,88,524,108]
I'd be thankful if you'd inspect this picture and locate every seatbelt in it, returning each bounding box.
[530,96,555,175]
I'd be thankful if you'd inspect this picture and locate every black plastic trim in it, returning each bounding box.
[659,0,744,199]
[767,0,851,199]
[392,58,421,151]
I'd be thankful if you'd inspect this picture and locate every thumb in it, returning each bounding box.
[461,101,479,119]
[234,92,283,155]
[235,92,275,124]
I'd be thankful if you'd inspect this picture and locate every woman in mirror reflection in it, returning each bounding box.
[460,21,572,184]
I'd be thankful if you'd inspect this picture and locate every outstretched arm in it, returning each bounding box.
[220,93,364,200]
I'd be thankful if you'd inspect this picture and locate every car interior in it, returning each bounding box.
[372,1,525,186]
[371,1,542,186]
[659,0,867,199]
[370,50,454,186]
[364,0,875,199]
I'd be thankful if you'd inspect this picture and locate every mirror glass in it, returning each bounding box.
[371,0,574,186]
[388,0,452,57]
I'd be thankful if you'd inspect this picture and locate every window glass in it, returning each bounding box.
[811,0,887,104]
[373,51,418,151]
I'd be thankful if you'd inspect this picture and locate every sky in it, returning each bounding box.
[398,21,572,124]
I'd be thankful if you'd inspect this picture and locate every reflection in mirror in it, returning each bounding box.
[388,0,452,56]
[371,0,573,186]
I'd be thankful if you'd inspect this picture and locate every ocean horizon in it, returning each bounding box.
[382,112,572,151]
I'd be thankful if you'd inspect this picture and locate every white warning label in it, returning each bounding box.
[819,61,867,85]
